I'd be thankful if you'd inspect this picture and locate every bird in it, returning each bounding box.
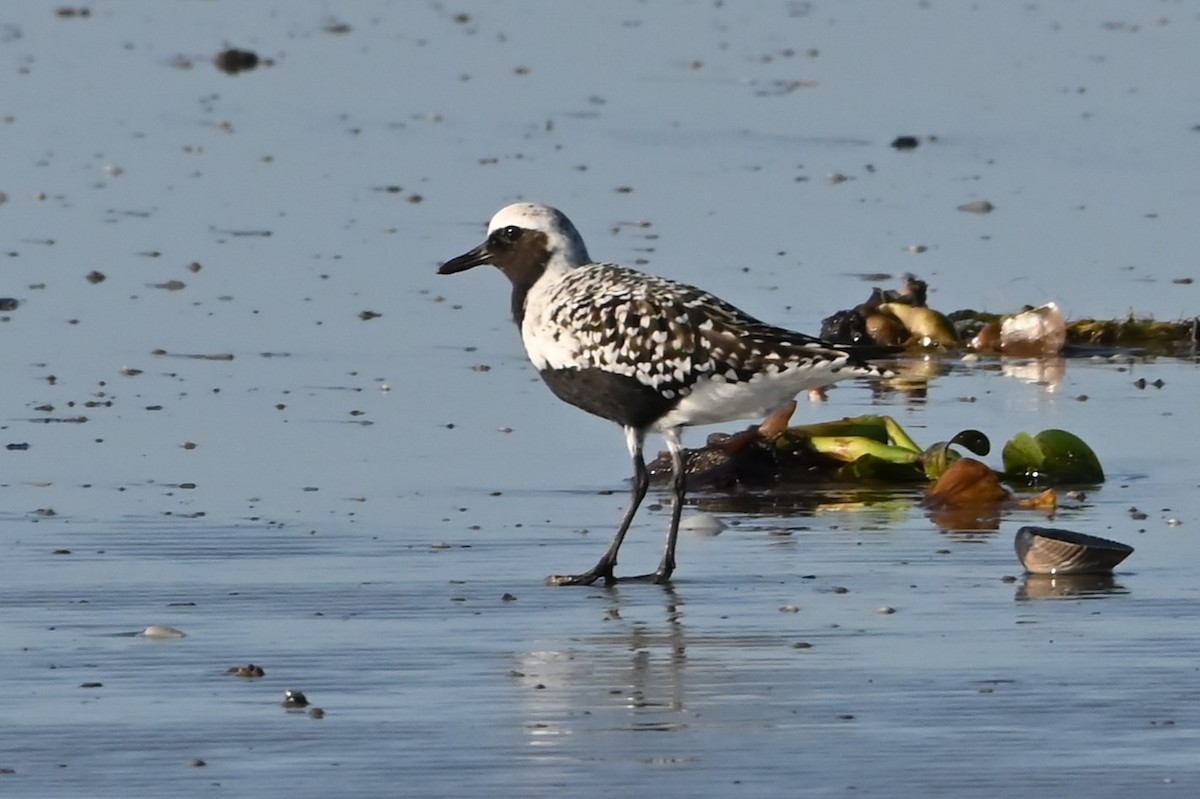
[439,202,892,586]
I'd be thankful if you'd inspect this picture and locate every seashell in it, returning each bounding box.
[1014,526,1133,575]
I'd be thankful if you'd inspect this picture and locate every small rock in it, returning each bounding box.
[142,625,186,639]
[228,663,265,678]
[214,48,260,75]
[283,689,309,708]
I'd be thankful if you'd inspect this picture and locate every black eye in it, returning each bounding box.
[497,225,523,243]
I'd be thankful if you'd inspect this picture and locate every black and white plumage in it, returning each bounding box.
[439,202,891,586]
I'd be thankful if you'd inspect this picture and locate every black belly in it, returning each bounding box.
[539,368,678,430]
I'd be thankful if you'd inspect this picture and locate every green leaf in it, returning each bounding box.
[838,454,926,483]
[1002,429,1104,484]
[1034,429,1105,483]
[810,435,921,465]
[1002,432,1043,478]
[921,442,961,480]
[883,416,923,454]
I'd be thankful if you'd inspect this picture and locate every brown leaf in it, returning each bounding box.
[923,457,1007,508]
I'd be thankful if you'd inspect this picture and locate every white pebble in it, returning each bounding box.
[142,625,186,639]
[680,513,725,537]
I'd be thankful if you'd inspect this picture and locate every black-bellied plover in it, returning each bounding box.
[440,203,891,586]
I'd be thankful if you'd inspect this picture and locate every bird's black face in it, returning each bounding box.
[437,225,527,275]
[438,224,553,290]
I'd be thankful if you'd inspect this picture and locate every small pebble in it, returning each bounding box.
[877,606,896,615]
[309,707,325,719]
[792,641,813,649]
[142,625,186,639]
[189,758,206,768]
[680,513,725,537]
[779,604,802,613]
[214,48,260,75]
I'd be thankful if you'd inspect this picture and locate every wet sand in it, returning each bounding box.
[2,2,1198,796]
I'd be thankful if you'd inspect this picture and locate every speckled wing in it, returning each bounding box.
[533,264,855,400]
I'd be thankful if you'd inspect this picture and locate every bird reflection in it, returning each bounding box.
[516,585,691,744]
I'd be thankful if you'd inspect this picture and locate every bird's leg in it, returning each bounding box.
[546,427,648,587]
[621,427,684,585]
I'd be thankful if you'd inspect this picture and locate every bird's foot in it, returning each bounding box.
[612,569,674,586]
[545,564,616,587]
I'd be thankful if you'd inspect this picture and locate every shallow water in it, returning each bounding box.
[2,2,1199,797]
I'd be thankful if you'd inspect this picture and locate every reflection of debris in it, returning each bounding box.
[1000,357,1066,390]
[957,199,995,214]
[151,349,235,361]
